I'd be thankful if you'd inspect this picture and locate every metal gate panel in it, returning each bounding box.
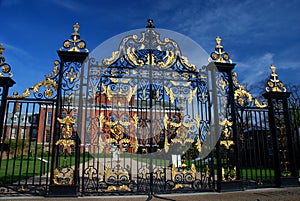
[237,107,276,187]
[78,26,216,195]
[0,99,55,195]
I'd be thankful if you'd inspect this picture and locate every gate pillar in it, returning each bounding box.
[0,44,15,152]
[208,37,243,192]
[263,65,298,187]
[48,23,88,197]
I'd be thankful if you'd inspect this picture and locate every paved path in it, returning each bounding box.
[1,187,300,201]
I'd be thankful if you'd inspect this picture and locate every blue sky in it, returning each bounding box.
[1,0,299,96]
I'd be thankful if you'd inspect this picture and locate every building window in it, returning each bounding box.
[31,128,38,141]
[11,128,16,139]
[111,114,116,122]
[29,114,39,126]
[47,112,52,125]
[13,115,18,123]
[124,114,129,122]
[21,128,26,139]
[46,130,50,142]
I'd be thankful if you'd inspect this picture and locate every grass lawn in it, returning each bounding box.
[0,156,46,184]
[0,153,90,184]
[240,168,275,180]
[1,152,299,185]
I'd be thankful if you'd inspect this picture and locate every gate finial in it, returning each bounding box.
[265,64,286,92]
[0,44,13,78]
[209,36,232,63]
[146,19,155,28]
[60,22,88,52]
[72,22,80,36]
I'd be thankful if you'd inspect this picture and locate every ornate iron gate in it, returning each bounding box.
[78,21,216,195]
[0,21,299,197]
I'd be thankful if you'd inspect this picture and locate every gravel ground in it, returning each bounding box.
[1,187,300,201]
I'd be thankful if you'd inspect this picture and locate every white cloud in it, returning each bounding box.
[235,52,274,87]
[50,0,89,12]
[276,61,300,70]
[2,43,29,57]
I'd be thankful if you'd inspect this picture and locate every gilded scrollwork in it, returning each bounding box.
[11,78,57,99]
[98,113,106,129]
[103,51,119,65]
[234,85,252,106]
[188,87,198,104]
[164,86,175,103]
[11,89,31,99]
[164,135,170,153]
[195,136,202,152]
[57,114,76,138]
[170,163,199,190]
[171,128,194,144]
[101,83,112,101]
[254,98,267,108]
[180,56,197,71]
[126,47,144,66]
[233,72,267,108]
[45,60,59,78]
[64,67,77,83]
[126,85,137,102]
[10,61,59,99]
[158,50,175,68]
[218,77,228,91]
[163,113,201,153]
[104,166,112,182]
[100,22,199,74]
[219,112,236,181]
[133,137,139,153]
[220,140,234,149]
[97,113,136,153]
[55,139,75,152]
[33,78,58,97]
[102,163,131,192]
[53,167,74,185]
[222,166,236,181]
[55,112,76,153]
[219,118,233,139]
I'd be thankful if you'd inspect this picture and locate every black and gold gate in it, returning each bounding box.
[78,21,215,195]
[0,21,299,197]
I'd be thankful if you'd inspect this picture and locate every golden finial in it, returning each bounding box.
[216,36,223,49]
[0,44,13,78]
[146,19,155,28]
[270,64,276,74]
[60,23,88,52]
[72,22,80,36]
[265,64,286,92]
[209,36,232,63]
